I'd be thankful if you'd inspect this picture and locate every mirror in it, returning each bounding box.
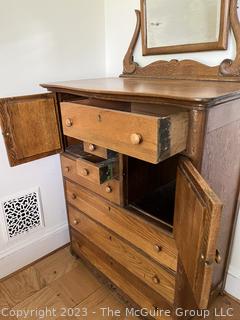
[141,0,230,55]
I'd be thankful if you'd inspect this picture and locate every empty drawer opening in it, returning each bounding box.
[127,155,179,231]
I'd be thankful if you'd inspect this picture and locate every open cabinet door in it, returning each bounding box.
[174,158,222,310]
[0,93,62,166]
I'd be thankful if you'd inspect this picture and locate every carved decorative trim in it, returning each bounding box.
[122,10,141,74]
[220,0,240,76]
[122,0,240,82]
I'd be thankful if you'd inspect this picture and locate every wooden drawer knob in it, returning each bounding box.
[66,118,73,127]
[71,193,77,200]
[130,133,142,145]
[152,275,160,284]
[154,245,162,253]
[80,168,89,176]
[65,166,70,173]
[73,219,79,225]
[88,144,96,152]
[105,186,112,193]
[215,250,222,264]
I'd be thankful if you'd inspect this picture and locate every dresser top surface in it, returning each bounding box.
[41,77,240,106]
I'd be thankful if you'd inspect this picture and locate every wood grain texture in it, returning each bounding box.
[174,259,198,320]
[205,99,240,132]
[49,266,100,307]
[123,10,141,74]
[0,267,42,307]
[185,110,206,169]
[1,246,239,320]
[60,101,188,164]
[68,206,175,304]
[12,287,66,319]
[71,231,173,320]
[174,158,222,309]
[61,154,122,205]
[220,0,240,76]
[201,118,240,287]
[0,93,61,166]
[76,155,118,185]
[72,286,138,320]
[33,247,79,287]
[83,141,115,159]
[42,77,240,107]
[65,179,177,272]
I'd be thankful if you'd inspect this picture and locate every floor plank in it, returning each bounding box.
[0,266,42,307]
[196,294,240,320]
[13,286,66,320]
[0,293,10,309]
[50,262,101,307]
[1,246,239,320]
[34,247,78,287]
[57,286,138,320]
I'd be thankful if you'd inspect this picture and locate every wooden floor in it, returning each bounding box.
[0,246,239,319]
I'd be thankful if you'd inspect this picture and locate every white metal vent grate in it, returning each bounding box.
[1,189,44,239]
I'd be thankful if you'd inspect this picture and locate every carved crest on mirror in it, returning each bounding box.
[122,0,240,81]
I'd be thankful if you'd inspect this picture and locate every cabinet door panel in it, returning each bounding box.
[0,93,62,166]
[174,158,222,309]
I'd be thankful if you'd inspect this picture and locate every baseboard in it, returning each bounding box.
[0,223,70,279]
[225,266,240,300]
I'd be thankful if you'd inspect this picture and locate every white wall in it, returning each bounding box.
[104,0,240,299]
[0,0,106,278]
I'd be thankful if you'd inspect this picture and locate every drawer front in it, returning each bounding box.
[83,142,116,159]
[65,180,177,272]
[76,156,118,185]
[61,102,189,164]
[61,154,122,205]
[69,206,175,304]
[71,230,173,320]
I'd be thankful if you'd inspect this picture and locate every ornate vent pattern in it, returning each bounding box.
[2,190,43,239]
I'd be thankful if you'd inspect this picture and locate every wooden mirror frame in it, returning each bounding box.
[141,0,230,55]
[122,0,240,82]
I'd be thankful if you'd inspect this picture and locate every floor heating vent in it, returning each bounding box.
[1,188,44,240]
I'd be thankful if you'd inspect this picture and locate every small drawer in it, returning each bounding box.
[76,153,118,185]
[69,206,175,304]
[61,102,189,164]
[61,154,122,205]
[65,180,177,272]
[83,142,116,159]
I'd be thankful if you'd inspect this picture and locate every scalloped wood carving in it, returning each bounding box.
[121,0,240,82]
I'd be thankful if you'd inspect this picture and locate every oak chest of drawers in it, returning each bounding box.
[1,77,240,319]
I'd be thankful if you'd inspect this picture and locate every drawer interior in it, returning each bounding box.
[127,155,179,231]
[69,98,184,117]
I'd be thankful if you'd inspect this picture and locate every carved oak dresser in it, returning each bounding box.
[1,1,240,319]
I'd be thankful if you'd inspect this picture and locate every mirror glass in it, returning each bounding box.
[141,0,229,54]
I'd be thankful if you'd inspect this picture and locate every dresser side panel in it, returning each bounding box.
[201,100,240,288]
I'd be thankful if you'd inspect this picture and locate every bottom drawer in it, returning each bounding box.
[71,229,173,320]
[69,205,175,305]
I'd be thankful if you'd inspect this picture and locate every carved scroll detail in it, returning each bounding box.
[220,0,240,76]
[122,10,141,75]
[122,0,240,82]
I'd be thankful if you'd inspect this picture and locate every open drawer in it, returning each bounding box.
[64,144,118,185]
[76,152,118,185]
[60,101,189,164]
